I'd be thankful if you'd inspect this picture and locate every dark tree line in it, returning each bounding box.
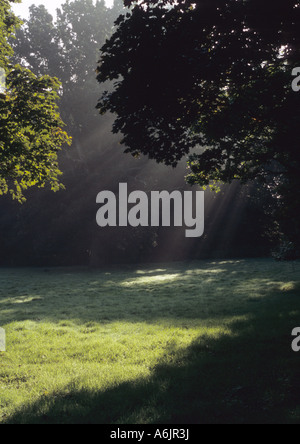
[0,0,285,266]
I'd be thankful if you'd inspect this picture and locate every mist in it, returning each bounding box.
[0,0,272,267]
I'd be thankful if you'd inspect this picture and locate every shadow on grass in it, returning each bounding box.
[4,284,300,424]
[1,259,298,326]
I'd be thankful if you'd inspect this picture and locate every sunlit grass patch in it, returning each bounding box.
[122,274,181,287]
[0,259,300,424]
[280,282,300,292]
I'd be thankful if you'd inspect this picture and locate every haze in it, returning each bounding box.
[12,0,114,19]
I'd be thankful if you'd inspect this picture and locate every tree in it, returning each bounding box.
[0,0,71,202]
[0,0,19,68]
[96,0,300,248]
[13,0,124,137]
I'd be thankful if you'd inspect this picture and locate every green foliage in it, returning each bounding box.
[0,67,72,202]
[0,0,20,68]
[0,0,71,202]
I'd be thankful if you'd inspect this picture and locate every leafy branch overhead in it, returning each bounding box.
[96,0,300,188]
[0,0,71,202]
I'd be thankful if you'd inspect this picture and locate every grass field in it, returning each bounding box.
[1,259,300,424]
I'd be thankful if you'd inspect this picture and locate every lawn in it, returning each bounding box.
[0,259,300,424]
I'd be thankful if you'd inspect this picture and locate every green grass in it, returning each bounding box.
[1,259,300,424]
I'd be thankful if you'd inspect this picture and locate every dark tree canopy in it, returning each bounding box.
[97,0,300,183]
[96,0,300,250]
